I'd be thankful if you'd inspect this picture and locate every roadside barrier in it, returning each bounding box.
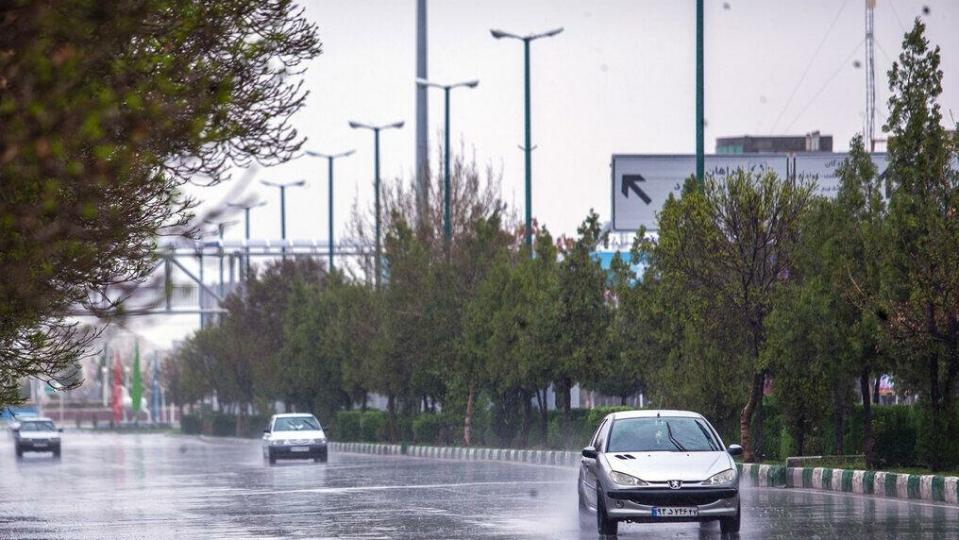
[738,463,959,505]
[330,441,579,467]
[329,441,959,506]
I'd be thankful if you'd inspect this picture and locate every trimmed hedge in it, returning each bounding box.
[179,412,269,438]
[182,402,949,469]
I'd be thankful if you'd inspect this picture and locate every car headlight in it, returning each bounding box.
[609,470,649,486]
[702,468,736,486]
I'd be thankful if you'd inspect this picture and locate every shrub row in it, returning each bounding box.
[179,412,270,439]
[182,403,941,469]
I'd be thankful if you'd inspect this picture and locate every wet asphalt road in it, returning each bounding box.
[2,431,959,539]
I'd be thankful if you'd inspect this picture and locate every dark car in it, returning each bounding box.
[579,409,742,535]
[12,417,62,458]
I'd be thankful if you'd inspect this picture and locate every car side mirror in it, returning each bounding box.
[263,429,270,435]
[58,428,63,432]
[582,446,598,459]
[727,444,743,457]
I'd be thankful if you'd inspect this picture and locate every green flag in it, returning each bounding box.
[131,340,142,420]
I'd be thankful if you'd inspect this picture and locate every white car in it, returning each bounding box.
[579,410,742,535]
[12,417,62,458]
[262,413,328,465]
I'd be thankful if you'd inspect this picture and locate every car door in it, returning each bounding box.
[580,417,611,508]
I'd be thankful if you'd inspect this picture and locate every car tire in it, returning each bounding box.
[720,501,741,534]
[15,443,23,458]
[596,488,618,536]
[268,450,276,465]
[577,484,593,530]
[315,450,328,464]
[53,447,61,459]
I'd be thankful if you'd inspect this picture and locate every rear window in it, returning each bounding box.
[607,417,721,452]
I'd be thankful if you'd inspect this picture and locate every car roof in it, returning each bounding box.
[19,416,55,422]
[271,413,317,419]
[605,409,705,421]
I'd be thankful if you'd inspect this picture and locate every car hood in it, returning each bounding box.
[269,429,325,441]
[606,451,733,483]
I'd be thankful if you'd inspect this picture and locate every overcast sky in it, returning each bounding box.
[134,0,958,349]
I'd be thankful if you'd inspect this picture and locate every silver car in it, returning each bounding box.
[579,410,742,535]
[12,417,63,458]
[262,413,328,465]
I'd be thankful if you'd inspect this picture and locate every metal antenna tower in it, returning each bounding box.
[865,0,876,151]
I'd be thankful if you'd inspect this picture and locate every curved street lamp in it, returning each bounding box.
[349,120,404,287]
[227,199,267,280]
[415,78,479,248]
[261,179,306,256]
[305,149,355,272]
[490,26,563,249]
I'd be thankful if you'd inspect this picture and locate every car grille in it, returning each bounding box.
[288,439,312,445]
[609,488,737,506]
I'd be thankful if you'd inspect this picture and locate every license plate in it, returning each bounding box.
[652,507,699,517]
[33,443,48,447]
[291,446,310,452]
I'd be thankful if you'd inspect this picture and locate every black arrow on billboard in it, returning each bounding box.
[622,174,652,205]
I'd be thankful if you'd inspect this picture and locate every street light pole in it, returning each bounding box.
[416,78,479,248]
[227,200,266,280]
[261,179,306,256]
[491,27,563,249]
[306,149,355,272]
[349,120,404,288]
[696,0,705,191]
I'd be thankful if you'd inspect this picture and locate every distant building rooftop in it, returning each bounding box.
[716,131,832,154]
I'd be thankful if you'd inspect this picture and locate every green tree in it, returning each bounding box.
[552,211,610,447]
[595,246,647,405]
[280,275,350,423]
[652,172,814,462]
[0,0,320,407]
[241,258,328,411]
[878,20,959,471]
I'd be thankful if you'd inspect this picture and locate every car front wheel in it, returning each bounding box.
[596,488,618,536]
[268,449,276,465]
[720,501,741,534]
[15,443,23,458]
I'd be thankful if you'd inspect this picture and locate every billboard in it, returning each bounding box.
[610,153,889,232]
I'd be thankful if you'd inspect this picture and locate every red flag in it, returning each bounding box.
[111,353,123,424]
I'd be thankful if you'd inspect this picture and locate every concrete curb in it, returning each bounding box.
[739,463,959,505]
[329,442,579,467]
[328,442,959,506]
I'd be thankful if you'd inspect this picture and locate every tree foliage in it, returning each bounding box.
[0,0,321,407]
[877,19,959,471]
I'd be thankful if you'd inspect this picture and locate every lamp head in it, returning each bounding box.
[540,27,564,39]
[490,29,510,39]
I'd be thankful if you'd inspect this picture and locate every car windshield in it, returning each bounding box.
[20,421,56,432]
[606,417,722,452]
[273,417,320,431]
